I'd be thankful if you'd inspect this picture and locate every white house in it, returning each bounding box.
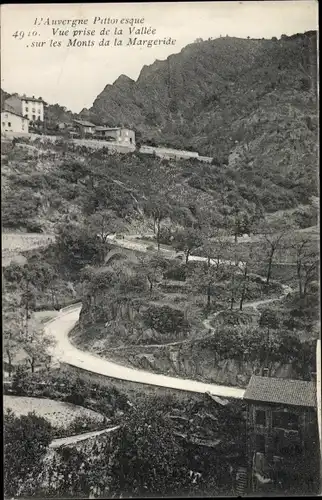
[95,127,136,145]
[4,93,47,122]
[1,109,29,134]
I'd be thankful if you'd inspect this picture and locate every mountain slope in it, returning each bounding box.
[81,32,317,156]
[1,31,318,234]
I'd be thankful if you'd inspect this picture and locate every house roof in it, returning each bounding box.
[1,107,29,120]
[244,375,317,408]
[100,127,121,131]
[95,126,119,132]
[73,119,96,127]
[21,95,47,104]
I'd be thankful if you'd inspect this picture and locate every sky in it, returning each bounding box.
[1,1,318,112]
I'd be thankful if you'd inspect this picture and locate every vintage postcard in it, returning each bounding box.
[1,1,320,498]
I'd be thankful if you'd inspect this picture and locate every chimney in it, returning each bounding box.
[263,368,269,377]
[32,95,35,98]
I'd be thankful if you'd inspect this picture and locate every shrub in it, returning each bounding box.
[143,305,189,335]
[164,264,187,281]
[211,157,221,166]
[63,415,107,437]
[12,366,30,395]
[4,410,53,497]
[200,326,315,377]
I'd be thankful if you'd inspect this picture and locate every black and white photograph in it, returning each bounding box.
[1,1,320,498]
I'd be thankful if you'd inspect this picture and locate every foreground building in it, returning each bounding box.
[244,375,320,495]
[1,109,29,134]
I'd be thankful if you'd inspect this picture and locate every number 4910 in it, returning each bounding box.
[12,31,25,40]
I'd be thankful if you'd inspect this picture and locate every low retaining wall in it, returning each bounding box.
[197,156,213,163]
[140,145,200,160]
[60,362,205,403]
[1,131,31,139]
[72,138,135,153]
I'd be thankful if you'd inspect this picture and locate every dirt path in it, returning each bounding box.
[49,425,120,449]
[203,279,293,333]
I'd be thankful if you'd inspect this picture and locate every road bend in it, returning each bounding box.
[45,306,245,399]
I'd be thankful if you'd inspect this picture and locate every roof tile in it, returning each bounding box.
[244,375,316,407]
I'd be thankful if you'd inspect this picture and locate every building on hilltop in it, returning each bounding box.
[244,375,320,495]
[95,126,135,145]
[1,109,29,134]
[72,119,96,136]
[4,93,47,122]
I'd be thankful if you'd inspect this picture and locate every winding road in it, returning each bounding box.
[45,234,294,400]
[45,306,245,398]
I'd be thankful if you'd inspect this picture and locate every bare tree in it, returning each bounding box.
[256,221,292,284]
[227,263,243,310]
[88,209,123,243]
[3,314,21,377]
[238,242,258,310]
[137,254,168,293]
[291,236,319,301]
[18,317,55,373]
[173,228,203,264]
[144,196,171,251]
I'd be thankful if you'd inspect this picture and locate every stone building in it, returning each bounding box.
[72,119,96,136]
[244,375,320,495]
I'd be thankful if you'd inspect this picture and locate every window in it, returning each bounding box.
[255,410,267,426]
[272,411,299,430]
[8,122,11,127]
[2,122,5,126]
[4,113,8,118]
[38,109,41,114]
[32,115,36,120]
[25,107,29,112]
[255,434,265,453]
[22,123,24,130]
[32,108,36,112]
